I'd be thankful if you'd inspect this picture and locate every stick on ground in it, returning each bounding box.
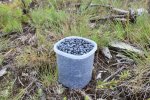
[104,66,125,82]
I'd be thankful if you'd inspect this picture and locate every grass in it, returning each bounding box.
[127,14,150,45]
[40,65,58,87]
[97,79,119,89]
[0,0,150,99]
[0,38,9,52]
[119,70,131,80]
[0,3,23,33]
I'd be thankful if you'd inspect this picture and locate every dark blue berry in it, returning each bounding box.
[57,38,94,55]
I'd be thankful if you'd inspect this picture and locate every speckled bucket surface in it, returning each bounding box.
[54,36,97,89]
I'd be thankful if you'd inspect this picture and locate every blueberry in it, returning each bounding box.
[57,38,94,55]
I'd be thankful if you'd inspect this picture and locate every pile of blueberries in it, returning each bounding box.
[57,38,94,55]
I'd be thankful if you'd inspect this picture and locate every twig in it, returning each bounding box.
[104,66,125,82]
[21,81,35,100]
[90,4,112,8]
[112,8,129,15]
[90,15,127,23]
[84,0,93,10]
[90,4,129,15]
[108,62,132,67]
[18,76,25,87]
[114,18,127,22]
[26,81,35,90]
[73,3,129,14]
[72,3,112,9]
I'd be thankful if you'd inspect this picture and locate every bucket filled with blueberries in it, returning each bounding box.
[54,36,97,89]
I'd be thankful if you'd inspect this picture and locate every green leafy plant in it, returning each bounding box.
[0,89,9,100]
[84,95,90,100]
[122,14,150,47]
[30,7,66,32]
[97,80,118,89]
[0,4,23,33]
[63,96,67,100]
[113,22,126,40]
[119,70,131,80]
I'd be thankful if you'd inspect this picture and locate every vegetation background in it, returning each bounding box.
[0,0,150,100]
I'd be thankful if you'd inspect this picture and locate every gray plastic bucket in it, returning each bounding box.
[54,36,97,89]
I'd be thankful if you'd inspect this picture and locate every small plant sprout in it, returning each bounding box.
[63,96,67,100]
[37,88,43,98]
[97,80,118,89]
[119,70,131,80]
[84,95,90,100]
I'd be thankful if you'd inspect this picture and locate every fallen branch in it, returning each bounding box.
[90,4,129,14]
[20,81,35,99]
[112,8,129,15]
[18,76,25,87]
[104,66,125,82]
[71,3,111,8]
[90,15,127,23]
[73,3,129,14]
[108,62,132,67]
[113,18,127,22]
[88,4,138,24]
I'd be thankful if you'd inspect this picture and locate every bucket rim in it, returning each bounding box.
[54,36,97,59]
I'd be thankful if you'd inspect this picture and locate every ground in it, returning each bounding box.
[0,0,150,100]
